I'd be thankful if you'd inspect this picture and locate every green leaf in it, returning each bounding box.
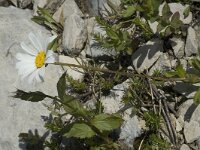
[64,123,96,139]
[185,74,200,83]
[91,114,123,131]
[183,6,190,18]
[57,73,90,117]
[171,12,182,29]
[122,5,136,18]
[62,95,89,117]
[57,72,67,100]
[162,3,172,21]
[194,88,200,104]
[48,37,59,51]
[13,89,48,102]
[190,58,200,72]
[164,71,177,78]
[106,28,118,40]
[176,63,186,78]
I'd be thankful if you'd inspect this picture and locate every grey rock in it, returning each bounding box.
[184,120,200,143]
[185,27,198,57]
[60,0,87,54]
[196,138,200,150]
[86,24,116,58]
[177,99,194,120]
[33,0,64,15]
[62,13,87,54]
[149,53,176,75]
[58,55,84,80]
[63,0,83,18]
[0,0,10,6]
[90,0,121,16]
[0,6,61,150]
[119,116,141,148]
[100,80,130,114]
[194,25,200,50]
[9,0,32,8]
[132,38,164,73]
[173,82,200,99]
[180,144,190,150]
[33,0,48,15]
[171,38,185,59]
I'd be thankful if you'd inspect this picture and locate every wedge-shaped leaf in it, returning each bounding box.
[13,89,48,102]
[164,71,177,78]
[183,6,190,18]
[162,3,172,20]
[176,63,186,78]
[122,5,136,18]
[191,58,200,72]
[91,114,123,131]
[57,72,67,100]
[171,12,182,29]
[106,28,118,40]
[185,74,200,83]
[144,0,161,19]
[64,123,96,139]
[194,88,200,104]
[63,94,90,117]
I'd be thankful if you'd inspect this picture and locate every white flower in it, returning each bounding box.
[16,32,57,84]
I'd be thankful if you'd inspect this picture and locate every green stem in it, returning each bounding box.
[53,62,185,82]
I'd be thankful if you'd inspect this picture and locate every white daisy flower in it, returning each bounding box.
[16,32,57,84]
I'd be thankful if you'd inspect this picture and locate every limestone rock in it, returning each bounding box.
[171,38,185,59]
[185,27,198,57]
[132,38,164,73]
[63,0,83,18]
[10,0,32,8]
[119,116,141,148]
[0,0,10,6]
[62,13,87,54]
[149,53,176,75]
[59,0,87,54]
[194,25,200,50]
[100,80,130,114]
[90,0,121,16]
[0,6,61,150]
[184,120,200,143]
[58,55,84,80]
[33,0,64,15]
[33,0,48,15]
[173,82,200,99]
[180,144,190,150]
[86,23,116,58]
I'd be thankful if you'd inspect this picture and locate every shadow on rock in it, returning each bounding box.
[19,129,49,150]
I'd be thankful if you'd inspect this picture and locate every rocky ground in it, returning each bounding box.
[0,0,200,150]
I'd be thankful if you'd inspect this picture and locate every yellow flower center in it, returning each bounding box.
[35,51,46,68]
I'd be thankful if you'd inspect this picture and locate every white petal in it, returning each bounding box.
[46,50,54,58]
[38,31,46,50]
[45,57,55,64]
[38,66,45,78]
[20,42,37,56]
[45,50,55,64]
[16,53,35,62]
[21,67,36,79]
[27,69,39,84]
[29,32,43,50]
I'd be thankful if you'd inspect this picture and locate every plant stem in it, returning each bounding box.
[53,62,185,82]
